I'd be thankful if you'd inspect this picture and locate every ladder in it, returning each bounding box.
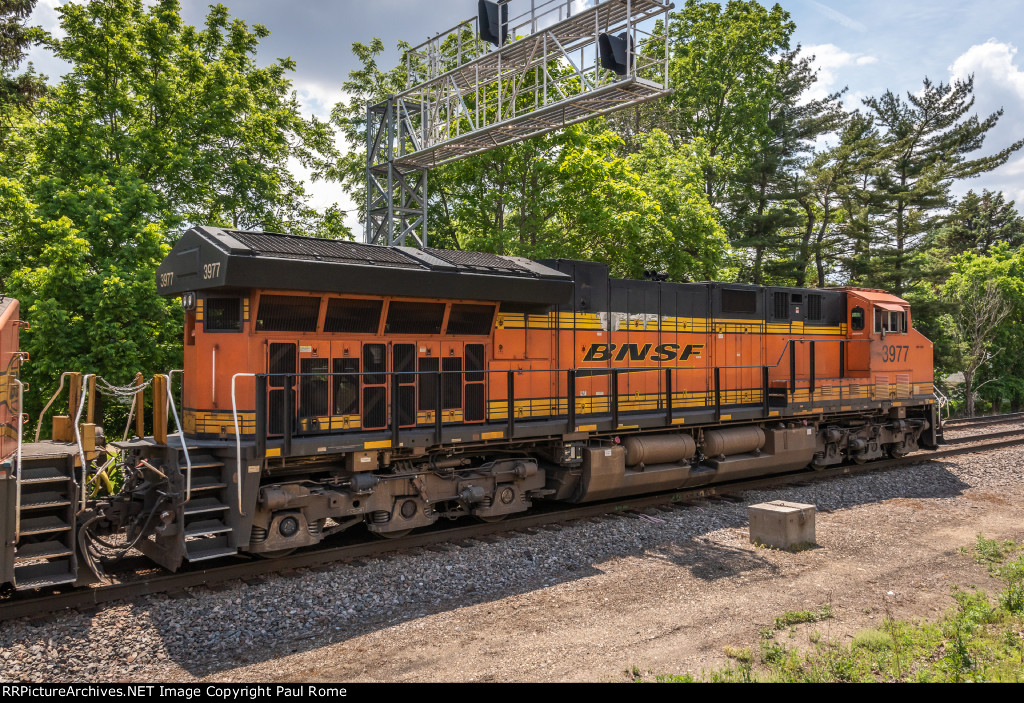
[12,454,78,590]
[180,452,239,562]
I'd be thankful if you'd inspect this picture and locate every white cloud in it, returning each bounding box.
[946,41,1024,206]
[949,39,1024,100]
[30,0,66,38]
[293,81,345,122]
[808,1,867,33]
[801,44,878,103]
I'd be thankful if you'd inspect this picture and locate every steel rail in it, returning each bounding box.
[3,433,1024,623]
[943,412,1024,428]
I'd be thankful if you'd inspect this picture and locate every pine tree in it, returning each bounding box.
[863,77,1024,296]
[727,48,845,286]
[0,0,45,144]
[936,189,1023,256]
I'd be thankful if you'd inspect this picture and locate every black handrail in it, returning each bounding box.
[250,349,832,443]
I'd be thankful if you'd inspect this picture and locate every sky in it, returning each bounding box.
[23,0,1024,235]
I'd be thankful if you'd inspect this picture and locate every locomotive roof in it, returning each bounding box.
[156,227,573,305]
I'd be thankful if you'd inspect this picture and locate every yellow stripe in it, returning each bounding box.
[265,448,281,457]
[364,440,391,449]
[481,431,504,440]
[575,424,597,432]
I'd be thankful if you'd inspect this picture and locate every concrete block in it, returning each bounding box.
[748,500,816,550]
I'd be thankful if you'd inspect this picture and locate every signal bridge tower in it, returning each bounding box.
[365,0,674,247]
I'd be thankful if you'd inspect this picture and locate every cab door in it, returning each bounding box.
[267,341,296,435]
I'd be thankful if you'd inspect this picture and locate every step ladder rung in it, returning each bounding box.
[20,466,73,484]
[185,462,225,471]
[183,497,229,516]
[188,478,227,491]
[186,546,239,562]
[14,572,78,590]
[18,515,72,536]
[184,520,232,538]
[14,557,77,590]
[19,491,72,511]
[15,540,74,562]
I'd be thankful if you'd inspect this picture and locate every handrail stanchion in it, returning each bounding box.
[664,367,672,426]
[14,378,24,539]
[435,370,443,444]
[34,371,71,442]
[163,373,192,505]
[282,373,293,457]
[762,366,770,417]
[566,369,576,432]
[507,370,515,439]
[255,374,267,459]
[810,340,816,400]
[230,372,255,516]
[789,340,796,405]
[714,367,721,422]
[72,374,91,514]
[611,369,619,429]
[391,370,400,447]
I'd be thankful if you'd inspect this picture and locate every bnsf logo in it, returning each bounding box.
[582,343,704,363]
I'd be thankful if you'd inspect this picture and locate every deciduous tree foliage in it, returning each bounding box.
[1,0,346,417]
[332,37,727,281]
[940,246,1024,415]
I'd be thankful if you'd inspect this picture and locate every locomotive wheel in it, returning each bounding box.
[256,548,297,559]
[374,529,412,539]
[476,514,507,523]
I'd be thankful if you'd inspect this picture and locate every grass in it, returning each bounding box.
[773,605,833,630]
[646,536,1024,683]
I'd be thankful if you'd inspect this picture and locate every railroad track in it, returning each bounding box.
[942,411,1024,429]
[4,428,1024,623]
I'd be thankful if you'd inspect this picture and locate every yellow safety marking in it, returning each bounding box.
[481,431,504,440]
[719,414,732,421]
[575,424,597,432]
[812,408,824,413]
[364,440,391,449]
[841,406,852,411]
[891,402,902,407]
[671,418,686,425]
[617,424,639,430]
[769,411,780,417]
[265,448,281,457]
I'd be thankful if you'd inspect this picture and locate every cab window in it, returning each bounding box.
[850,306,865,331]
[875,308,906,334]
[205,297,241,332]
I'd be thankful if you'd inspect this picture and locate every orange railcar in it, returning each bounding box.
[0,228,941,589]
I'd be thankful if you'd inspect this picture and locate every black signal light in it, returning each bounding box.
[599,31,633,76]
[479,0,508,47]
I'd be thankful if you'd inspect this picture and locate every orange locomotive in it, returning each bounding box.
[0,227,939,589]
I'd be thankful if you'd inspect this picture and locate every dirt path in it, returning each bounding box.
[197,451,1023,683]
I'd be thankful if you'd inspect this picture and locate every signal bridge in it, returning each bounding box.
[366,0,674,248]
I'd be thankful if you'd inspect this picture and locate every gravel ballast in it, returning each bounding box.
[2,443,1023,682]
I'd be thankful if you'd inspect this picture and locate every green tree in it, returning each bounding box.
[648,0,795,206]
[863,77,1024,296]
[940,246,1024,416]
[3,0,346,418]
[0,0,44,103]
[333,37,728,281]
[935,189,1023,257]
[726,48,845,285]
